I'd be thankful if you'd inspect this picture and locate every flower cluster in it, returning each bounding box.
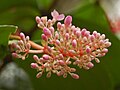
[11,10,111,79]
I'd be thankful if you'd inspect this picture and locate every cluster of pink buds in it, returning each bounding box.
[11,33,31,60]
[11,10,111,79]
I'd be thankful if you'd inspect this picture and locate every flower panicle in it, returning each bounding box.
[11,10,111,79]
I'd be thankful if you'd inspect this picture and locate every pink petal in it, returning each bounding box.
[57,14,65,21]
[51,10,59,19]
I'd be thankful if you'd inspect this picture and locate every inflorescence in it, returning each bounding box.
[10,10,111,79]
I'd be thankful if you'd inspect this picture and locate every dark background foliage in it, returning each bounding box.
[0,0,120,90]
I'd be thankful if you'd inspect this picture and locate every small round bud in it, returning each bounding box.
[70,68,76,72]
[86,46,91,53]
[46,72,51,78]
[95,58,100,63]
[64,16,72,27]
[102,48,108,53]
[75,30,81,37]
[71,73,79,79]
[72,39,77,48]
[57,22,62,29]
[63,73,67,78]
[12,53,19,58]
[33,55,39,61]
[58,60,65,66]
[55,40,60,46]
[20,32,25,40]
[81,28,86,36]
[49,27,54,35]
[26,36,30,42]
[43,27,52,37]
[36,72,42,78]
[105,42,111,47]
[65,33,69,40]
[87,62,94,68]
[41,16,47,24]
[43,54,50,60]
[31,63,38,69]
[36,16,41,23]
[41,34,48,41]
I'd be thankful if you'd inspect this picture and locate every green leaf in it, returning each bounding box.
[0,25,17,46]
[0,25,17,59]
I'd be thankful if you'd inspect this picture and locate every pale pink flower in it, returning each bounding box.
[51,10,65,21]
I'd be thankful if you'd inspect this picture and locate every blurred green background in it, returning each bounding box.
[0,0,120,90]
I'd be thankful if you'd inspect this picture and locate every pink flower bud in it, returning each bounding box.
[43,54,50,60]
[95,58,100,63]
[75,30,81,37]
[12,53,19,58]
[87,62,94,68]
[70,68,76,72]
[83,37,87,42]
[86,46,91,53]
[58,60,65,65]
[71,73,79,79]
[47,19,52,26]
[20,32,25,40]
[81,28,86,36]
[55,40,60,46]
[36,16,41,23]
[31,63,38,69]
[26,36,30,42]
[90,35,95,41]
[55,31,59,39]
[65,33,69,40]
[46,72,51,78]
[85,31,90,37]
[64,16,72,27]
[105,42,111,47]
[93,31,97,37]
[43,27,52,37]
[36,72,42,78]
[57,71,64,76]
[26,43,31,49]
[41,16,47,24]
[41,34,48,41]
[49,27,54,35]
[99,40,104,45]
[72,39,77,48]
[33,55,39,61]
[59,54,64,59]
[102,48,108,53]
[63,73,67,78]
[101,34,105,39]
[57,22,62,29]
[18,40,24,45]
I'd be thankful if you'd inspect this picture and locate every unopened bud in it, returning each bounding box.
[36,72,42,78]
[46,72,51,78]
[71,73,79,79]
[64,16,72,27]
[31,63,38,69]
[41,34,48,41]
[43,54,50,60]
[43,27,52,37]
[72,39,77,48]
[33,55,39,61]
[65,33,69,40]
[36,16,41,23]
